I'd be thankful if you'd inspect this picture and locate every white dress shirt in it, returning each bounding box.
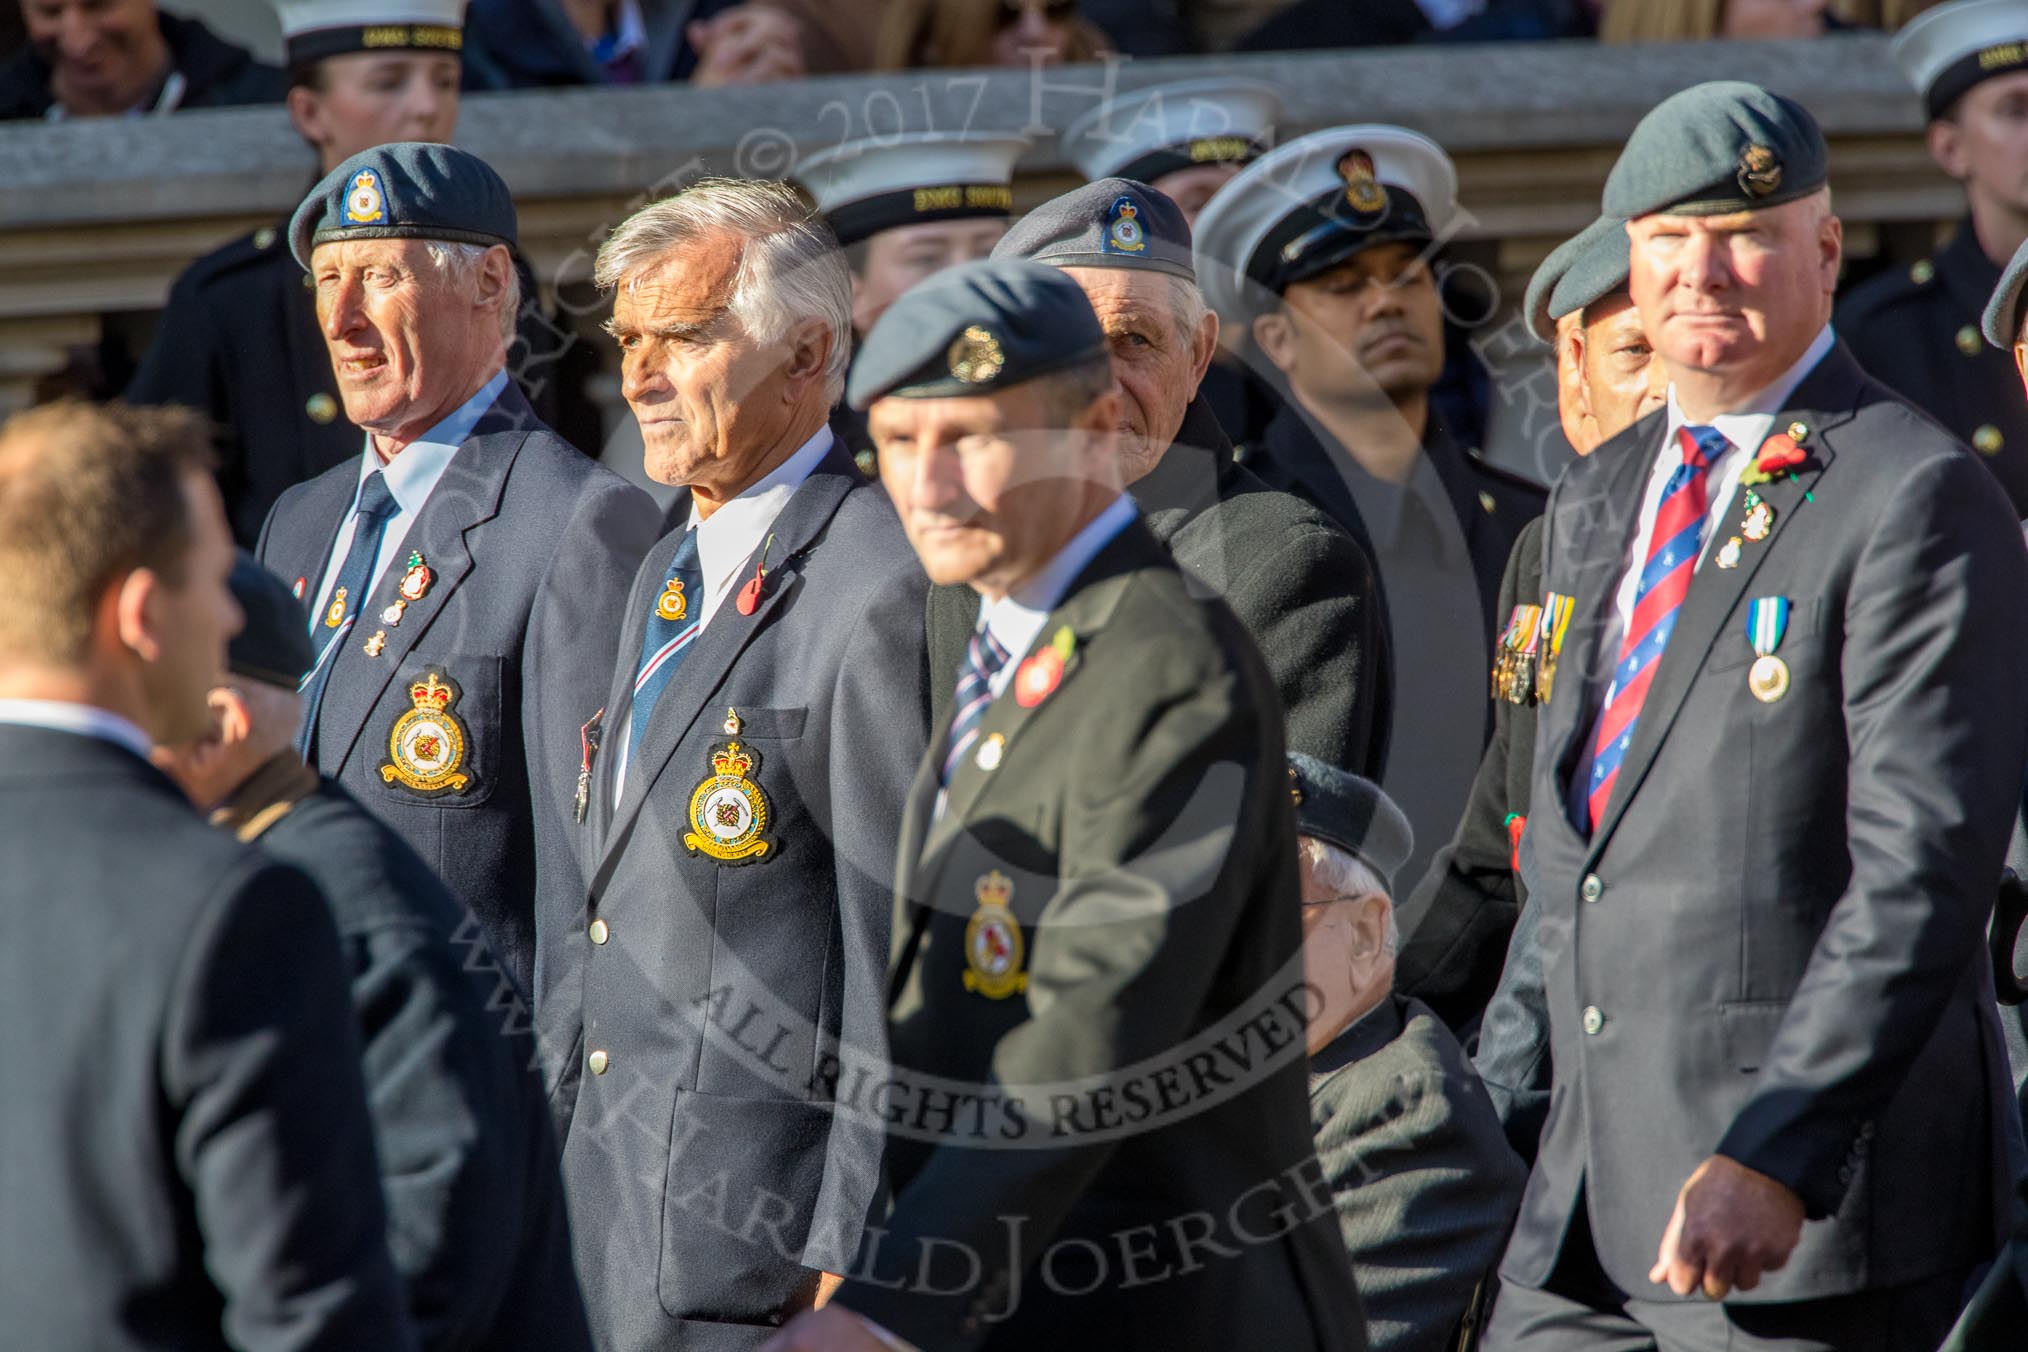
[307,368,508,624]
[1606,324,1834,646]
[975,492,1138,699]
[0,699,152,759]
[611,424,836,792]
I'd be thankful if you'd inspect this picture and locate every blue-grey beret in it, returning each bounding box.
[289,141,517,270]
[1287,753,1414,897]
[1602,81,1828,220]
[227,550,314,690]
[1523,216,1631,343]
[993,177,1195,282]
[847,258,1108,410]
[1983,238,2028,349]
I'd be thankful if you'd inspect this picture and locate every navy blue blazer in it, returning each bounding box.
[0,726,414,1351]
[541,438,929,1349]
[1509,343,2028,1302]
[257,384,660,997]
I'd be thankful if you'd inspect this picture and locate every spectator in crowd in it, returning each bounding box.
[1292,752,1527,1352]
[0,400,415,1352]
[255,143,658,1000]
[1836,0,1948,25]
[0,0,285,120]
[1195,125,1546,894]
[1237,0,1594,53]
[151,551,595,1352]
[126,0,591,550]
[1396,214,1662,1048]
[1598,0,1828,42]
[875,0,1112,69]
[1837,0,2028,515]
[462,0,810,88]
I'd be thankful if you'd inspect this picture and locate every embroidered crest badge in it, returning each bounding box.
[1104,195,1148,254]
[380,668,474,796]
[682,740,776,864]
[963,870,1028,999]
[344,168,388,225]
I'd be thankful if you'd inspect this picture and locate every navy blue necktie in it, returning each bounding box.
[626,529,704,775]
[296,472,399,760]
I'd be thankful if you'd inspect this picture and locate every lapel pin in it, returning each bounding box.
[325,585,348,628]
[398,551,433,603]
[363,630,387,657]
[736,533,777,617]
[381,599,406,626]
[1741,491,1775,542]
[976,732,1005,771]
[723,707,742,736]
[292,576,307,600]
[1716,536,1744,569]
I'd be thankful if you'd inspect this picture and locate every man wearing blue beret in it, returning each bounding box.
[1483,81,2028,1352]
[256,141,660,1001]
[766,258,1366,1352]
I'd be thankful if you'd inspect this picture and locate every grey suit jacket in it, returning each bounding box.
[256,384,660,997]
[0,726,415,1351]
[542,439,928,1350]
[1508,342,2028,1302]
[1310,995,1527,1352]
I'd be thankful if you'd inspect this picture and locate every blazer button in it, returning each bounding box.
[1582,1006,1605,1035]
[1580,874,1604,903]
[588,1049,610,1075]
[588,918,610,945]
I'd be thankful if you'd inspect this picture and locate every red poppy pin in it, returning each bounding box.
[1014,626,1077,708]
[1740,424,1812,487]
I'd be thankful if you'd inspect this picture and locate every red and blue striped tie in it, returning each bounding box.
[943,628,1012,786]
[1582,424,1729,832]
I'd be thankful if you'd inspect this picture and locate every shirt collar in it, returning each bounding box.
[687,424,837,599]
[1664,323,1834,458]
[0,699,153,760]
[979,493,1137,662]
[354,368,507,514]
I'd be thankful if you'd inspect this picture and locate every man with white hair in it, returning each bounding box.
[540,176,928,1351]
[257,142,659,1001]
[1291,752,1526,1352]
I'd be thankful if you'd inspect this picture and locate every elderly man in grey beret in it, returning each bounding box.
[1292,752,1526,1352]
[1483,81,2028,1352]
[917,175,1391,782]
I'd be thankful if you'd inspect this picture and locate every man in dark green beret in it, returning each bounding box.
[766,257,1366,1352]
[1484,80,2028,1352]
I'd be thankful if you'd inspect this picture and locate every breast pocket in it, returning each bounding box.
[375,652,502,809]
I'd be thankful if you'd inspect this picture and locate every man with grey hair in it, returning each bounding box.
[258,141,658,1000]
[1291,752,1527,1352]
[540,175,929,1351]
[928,175,1388,780]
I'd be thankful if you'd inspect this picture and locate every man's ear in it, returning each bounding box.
[114,568,163,663]
[1252,308,1297,377]
[1816,210,1843,296]
[1346,894,1390,963]
[782,316,834,396]
[1186,306,1220,394]
[475,245,515,320]
[211,685,253,749]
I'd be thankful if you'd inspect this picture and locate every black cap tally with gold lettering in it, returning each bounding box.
[1894,0,2028,121]
[1191,124,1457,321]
[797,133,1029,248]
[1060,78,1281,185]
[275,0,466,68]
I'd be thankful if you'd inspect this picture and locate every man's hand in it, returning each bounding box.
[1650,1155,1806,1299]
[688,6,807,86]
[761,1305,902,1352]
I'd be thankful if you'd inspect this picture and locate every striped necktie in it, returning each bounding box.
[626,528,703,771]
[942,628,1013,786]
[296,471,399,760]
[1581,423,1729,832]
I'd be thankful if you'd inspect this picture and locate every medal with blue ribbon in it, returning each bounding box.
[1746,596,1791,703]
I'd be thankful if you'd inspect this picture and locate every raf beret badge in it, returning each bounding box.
[947,325,1005,384]
[683,740,776,864]
[1338,149,1389,215]
[344,168,388,225]
[381,667,474,797]
[1737,145,1782,199]
[1104,195,1147,255]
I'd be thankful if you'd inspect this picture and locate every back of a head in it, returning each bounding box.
[0,403,213,672]
[1598,0,1727,42]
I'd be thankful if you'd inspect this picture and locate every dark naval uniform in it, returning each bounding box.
[129,221,578,547]
[1837,220,2028,517]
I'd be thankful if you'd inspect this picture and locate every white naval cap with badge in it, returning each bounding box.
[1059,77,1282,185]
[795,133,1031,248]
[275,0,467,69]
[1190,124,1459,325]
[1892,0,2028,121]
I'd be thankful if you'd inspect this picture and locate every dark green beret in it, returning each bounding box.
[1983,238,2028,349]
[1287,752,1413,897]
[846,259,1107,410]
[227,551,314,691]
[992,177,1196,282]
[1602,81,1828,220]
[289,141,517,270]
[1524,216,1631,344]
